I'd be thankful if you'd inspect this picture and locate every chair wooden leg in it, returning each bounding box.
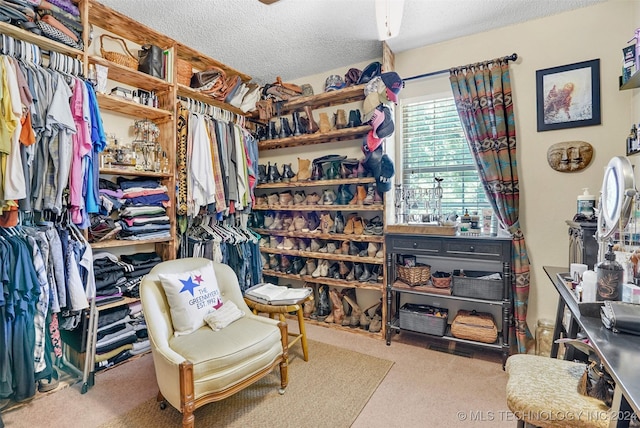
[179,361,195,428]
[277,321,289,393]
[296,308,309,361]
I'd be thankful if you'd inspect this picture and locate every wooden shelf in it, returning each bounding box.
[257,125,370,151]
[96,296,139,312]
[252,84,367,119]
[88,0,175,48]
[174,42,251,82]
[253,229,384,243]
[96,92,173,122]
[256,177,375,189]
[253,203,383,212]
[99,167,172,178]
[260,247,383,265]
[262,269,382,290]
[177,84,247,116]
[89,56,172,93]
[0,21,84,57]
[90,237,172,249]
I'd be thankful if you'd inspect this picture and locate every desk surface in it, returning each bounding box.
[544,266,640,417]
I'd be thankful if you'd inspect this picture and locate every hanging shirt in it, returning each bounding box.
[2,57,26,202]
[188,113,216,213]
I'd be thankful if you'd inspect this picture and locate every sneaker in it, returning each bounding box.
[294,214,307,231]
[259,236,269,247]
[322,189,337,205]
[267,193,279,206]
[293,190,306,205]
[279,191,293,206]
[306,192,321,205]
[263,212,275,229]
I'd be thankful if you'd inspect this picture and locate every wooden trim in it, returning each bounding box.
[262,269,383,290]
[252,203,383,212]
[257,125,370,151]
[382,41,395,72]
[179,361,195,428]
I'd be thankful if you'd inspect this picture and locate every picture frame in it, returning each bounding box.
[536,59,601,132]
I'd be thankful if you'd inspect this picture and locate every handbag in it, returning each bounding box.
[138,44,164,79]
[600,300,640,335]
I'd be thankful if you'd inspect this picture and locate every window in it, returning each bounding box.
[400,92,490,220]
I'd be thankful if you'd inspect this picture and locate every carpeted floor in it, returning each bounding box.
[1,320,511,428]
[98,339,392,428]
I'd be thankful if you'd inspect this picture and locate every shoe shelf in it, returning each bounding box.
[253,229,384,243]
[252,204,383,212]
[257,125,370,151]
[252,84,367,119]
[256,177,376,189]
[303,317,383,338]
[260,247,383,265]
[262,269,382,291]
[95,93,174,123]
[88,56,173,93]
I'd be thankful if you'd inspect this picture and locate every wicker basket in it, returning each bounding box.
[176,58,193,86]
[431,271,452,289]
[100,34,138,69]
[450,310,498,344]
[397,263,431,286]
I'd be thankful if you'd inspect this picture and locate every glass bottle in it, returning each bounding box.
[535,319,555,357]
[596,244,624,301]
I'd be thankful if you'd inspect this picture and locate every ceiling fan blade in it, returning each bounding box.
[258,0,280,4]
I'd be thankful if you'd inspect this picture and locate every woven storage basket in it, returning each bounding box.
[176,58,193,86]
[100,34,138,69]
[450,310,498,344]
[431,271,452,289]
[397,263,431,286]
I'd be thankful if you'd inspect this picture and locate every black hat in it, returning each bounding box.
[376,154,395,193]
[357,61,382,85]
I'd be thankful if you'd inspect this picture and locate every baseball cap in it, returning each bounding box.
[380,72,403,103]
[376,154,395,193]
[357,61,382,85]
[373,105,394,138]
[325,75,345,92]
[362,92,381,123]
[363,130,384,154]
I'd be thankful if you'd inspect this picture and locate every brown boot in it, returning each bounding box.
[349,185,366,205]
[319,113,332,133]
[343,294,362,328]
[320,212,334,234]
[334,109,347,129]
[294,158,311,181]
[304,106,319,133]
[327,288,344,324]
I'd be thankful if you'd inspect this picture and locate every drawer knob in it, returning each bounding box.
[469,246,475,252]
[413,242,418,248]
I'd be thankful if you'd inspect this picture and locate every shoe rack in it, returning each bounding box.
[253,86,387,338]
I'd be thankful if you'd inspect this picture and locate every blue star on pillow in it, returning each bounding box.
[180,275,200,296]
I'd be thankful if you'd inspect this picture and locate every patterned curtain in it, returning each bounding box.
[449,59,533,354]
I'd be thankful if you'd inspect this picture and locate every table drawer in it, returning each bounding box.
[388,237,441,255]
[442,240,505,261]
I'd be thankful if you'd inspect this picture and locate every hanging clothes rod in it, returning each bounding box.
[403,53,518,82]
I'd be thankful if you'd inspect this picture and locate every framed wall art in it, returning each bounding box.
[536,59,601,132]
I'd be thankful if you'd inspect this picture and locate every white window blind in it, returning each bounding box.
[401,94,490,217]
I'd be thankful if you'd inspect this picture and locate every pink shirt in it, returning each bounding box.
[69,78,91,224]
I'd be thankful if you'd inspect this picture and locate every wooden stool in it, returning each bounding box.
[244,295,312,362]
[505,354,610,428]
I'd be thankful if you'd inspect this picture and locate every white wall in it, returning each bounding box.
[264,1,638,330]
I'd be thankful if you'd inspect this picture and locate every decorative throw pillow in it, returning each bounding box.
[203,300,244,331]
[158,263,223,336]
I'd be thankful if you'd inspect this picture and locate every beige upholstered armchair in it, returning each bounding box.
[140,258,288,428]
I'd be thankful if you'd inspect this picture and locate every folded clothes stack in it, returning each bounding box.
[0,0,84,50]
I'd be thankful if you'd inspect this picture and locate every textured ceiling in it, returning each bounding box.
[99,0,605,84]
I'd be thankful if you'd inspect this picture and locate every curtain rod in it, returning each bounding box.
[403,53,518,83]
